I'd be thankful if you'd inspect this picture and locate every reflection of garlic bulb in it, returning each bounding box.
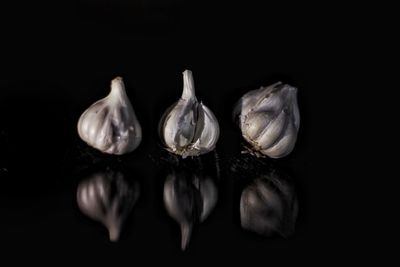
[233,82,300,158]
[76,169,140,241]
[78,77,142,155]
[163,171,218,250]
[240,174,298,237]
[159,70,219,158]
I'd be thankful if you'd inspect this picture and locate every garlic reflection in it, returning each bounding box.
[163,170,218,250]
[240,172,298,237]
[233,82,300,158]
[77,77,142,155]
[76,168,140,241]
[159,70,219,158]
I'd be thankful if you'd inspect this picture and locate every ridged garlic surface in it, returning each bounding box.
[78,77,142,155]
[159,70,219,158]
[234,82,300,158]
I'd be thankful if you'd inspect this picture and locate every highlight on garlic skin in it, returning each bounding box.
[240,173,298,237]
[76,169,140,241]
[233,82,300,158]
[159,70,220,158]
[77,77,142,155]
[163,170,218,250]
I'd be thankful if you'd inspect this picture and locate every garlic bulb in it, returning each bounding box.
[159,70,219,158]
[163,170,218,250]
[77,77,142,155]
[233,82,300,158]
[76,169,140,241]
[240,173,298,237]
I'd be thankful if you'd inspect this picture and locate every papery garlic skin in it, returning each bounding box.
[78,77,142,155]
[234,82,300,158]
[163,171,218,250]
[159,70,219,158]
[76,170,140,241]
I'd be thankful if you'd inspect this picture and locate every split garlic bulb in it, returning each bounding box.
[233,82,300,158]
[159,70,219,158]
[163,170,218,250]
[77,169,140,241]
[240,173,298,237]
[78,77,142,155]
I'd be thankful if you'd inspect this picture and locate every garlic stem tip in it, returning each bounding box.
[113,76,124,82]
[182,69,196,100]
[183,69,192,76]
[111,77,125,90]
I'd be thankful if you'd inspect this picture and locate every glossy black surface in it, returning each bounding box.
[0,0,315,264]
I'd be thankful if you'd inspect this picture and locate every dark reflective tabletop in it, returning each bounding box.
[0,0,314,264]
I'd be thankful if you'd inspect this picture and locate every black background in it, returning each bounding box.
[0,0,326,264]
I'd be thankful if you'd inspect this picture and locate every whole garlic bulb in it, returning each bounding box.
[159,70,219,158]
[233,82,300,158]
[240,173,298,237]
[163,171,218,250]
[77,77,142,155]
[76,169,140,241]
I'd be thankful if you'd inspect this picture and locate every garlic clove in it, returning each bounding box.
[192,104,219,152]
[77,77,142,155]
[76,169,140,241]
[234,82,300,158]
[240,173,298,237]
[159,70,219,158]
[255,110,287,150]
[261,122,297,158]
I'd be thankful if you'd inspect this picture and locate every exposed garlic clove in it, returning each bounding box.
[163,170,218,250]
[76,169,140,241]
[77,77,142,155]
[159,70,219,158]
[233,82,300,158]
[240,173,298,237]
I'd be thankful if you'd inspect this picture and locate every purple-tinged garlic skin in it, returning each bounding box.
[234,82,300,158]
[159,70,219,158]
[78,77,142,155]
